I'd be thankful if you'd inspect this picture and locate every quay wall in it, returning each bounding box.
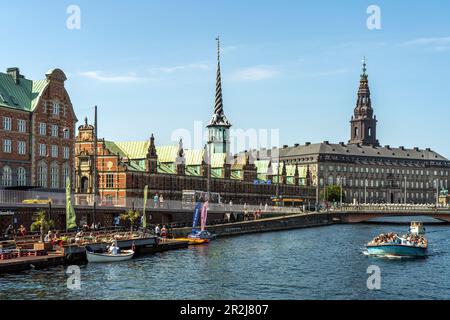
[171,212,333,238]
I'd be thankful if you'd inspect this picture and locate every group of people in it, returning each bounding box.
[154,224,168,241]
[81,222,102,231]
[153,193,164,208]
[369,232,427,247]
[2,224,27,240]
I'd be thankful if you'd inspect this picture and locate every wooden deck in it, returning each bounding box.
[0,253,65,273]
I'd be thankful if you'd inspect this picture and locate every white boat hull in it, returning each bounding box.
[86,250,134,263]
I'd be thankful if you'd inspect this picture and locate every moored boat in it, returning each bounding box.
[86,249,134,263]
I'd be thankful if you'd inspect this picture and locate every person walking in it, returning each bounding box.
[161,225,167,242]
[155,224,161,237]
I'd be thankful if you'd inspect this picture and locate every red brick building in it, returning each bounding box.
[74,121,315,206]
[0,68,77,190]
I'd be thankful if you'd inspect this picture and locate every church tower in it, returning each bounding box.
[207,36,232,155]
[349,58,380,147]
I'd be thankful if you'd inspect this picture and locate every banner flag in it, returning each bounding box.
[143,185,148,229]
[66,177,77,231]
[192,202,202,233]
[200,201,209,231]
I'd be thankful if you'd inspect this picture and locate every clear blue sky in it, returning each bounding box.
[1,0,449,157]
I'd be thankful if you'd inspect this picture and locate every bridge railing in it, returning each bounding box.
[336,203,450,212]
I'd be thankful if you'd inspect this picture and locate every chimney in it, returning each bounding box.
[283,145,288,149]
[305,142,311,146]
[7,67,22,84]
[294,143,299,147]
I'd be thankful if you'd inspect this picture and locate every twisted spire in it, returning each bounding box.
[208,36,231,128]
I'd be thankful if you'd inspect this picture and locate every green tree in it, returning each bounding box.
[30,210,55,242]
[120,209,141,232]
[321,185,346,203]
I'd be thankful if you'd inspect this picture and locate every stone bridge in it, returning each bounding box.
[334,205,450,223]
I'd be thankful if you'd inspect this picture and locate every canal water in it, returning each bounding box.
[1,220,450,300]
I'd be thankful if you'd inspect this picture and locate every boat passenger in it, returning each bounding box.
[108,240,120,255]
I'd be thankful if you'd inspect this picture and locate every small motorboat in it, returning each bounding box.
[188,230,216,240]
[86,247,134,263]
[175,237,210,245]
[366,222,428,258]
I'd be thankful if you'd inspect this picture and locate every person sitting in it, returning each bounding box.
[44,230,53,242]
[3,224,14,240]
[108,240,120,255]
[18,225,27,237]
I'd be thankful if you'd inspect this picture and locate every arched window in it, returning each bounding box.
[81,176,89,193]
[50,163,59,189]
[2,166,12,187]
[17,167,26,186]
[368,127,372,137]
[354,127,359,138]
[37,161,47,187]
[328,175,334,185]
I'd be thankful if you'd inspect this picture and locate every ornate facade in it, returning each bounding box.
[0,68,77,190]
[275,60,450,204]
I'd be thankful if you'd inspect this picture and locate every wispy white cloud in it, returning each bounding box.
[299,68,350,78]
[400,36,450,52]
[231,66,280,81]
[79,71,152,83]
[152,63,211,74]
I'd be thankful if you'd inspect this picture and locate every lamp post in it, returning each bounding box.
[92,105,98,227]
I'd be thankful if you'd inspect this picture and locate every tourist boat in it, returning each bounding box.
[86,248,134,263]
[366,222,428,258]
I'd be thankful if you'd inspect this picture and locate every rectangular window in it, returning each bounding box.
[106,174,114,188]
[51,125,58,137]
[17,119,26,133]
[39,143,46,157]
[18,141,26,155]
[51,145,58,158]
[63,146,70,159]
[63,128,70,139]
[3,139,12,153]
[39,123,46,135]
[3,117,11,130]
[53,103,60,115]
